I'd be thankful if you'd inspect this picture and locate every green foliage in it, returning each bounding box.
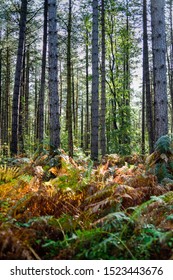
[66,229,123,260]
[155,162,173,182]
[131,225,162,259]
[51,167,80,191]
[0,165,20,183]
[8,193,32,218]
[154,135,172,153]
[41,238,67,259]
[159,191,173,203]
[82,160,93,183]
[148,135,173,182]
[0,200,10,222]
[95,211,134,233]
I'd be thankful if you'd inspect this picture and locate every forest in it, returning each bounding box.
[0,0,173,260]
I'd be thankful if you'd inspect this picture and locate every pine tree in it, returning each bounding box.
[37,0,48,150]
[11,0,28,155]
[151,0,168,142]
[48,0,60,153]
[91,0,99,160]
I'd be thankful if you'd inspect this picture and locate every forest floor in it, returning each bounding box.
[0,144,173,259]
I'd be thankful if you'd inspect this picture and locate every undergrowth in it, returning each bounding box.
[0,137,173,260]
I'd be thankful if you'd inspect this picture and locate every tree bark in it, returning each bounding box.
[48,0,60,153]
[0,29,1,152]
[11,0,27,155]
[151,0,168,142]
[24,47,30,136]
[85,24,90,153]
[168,0,173,132]
[4,27,10,154]
[91,0,99,161]
[18,53,25,154]
[38,0,48,150]
[100,0,106,156]
[143,0,154,152]
[66,0,73,157]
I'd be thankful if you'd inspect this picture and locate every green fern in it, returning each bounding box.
[94,212,133,232]
[83,160,94,183]
[151,135,173,182]
[8,193,32,217]
[160,191,173,203]
[0,165,20,183]
[154,135,172,153]
[154,162,173,182]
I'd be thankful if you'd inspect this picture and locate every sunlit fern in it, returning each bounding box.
[0,165,20,183]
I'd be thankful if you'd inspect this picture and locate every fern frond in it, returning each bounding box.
[0,165,20,183]
[0,228,33,259]
[155,162,173,182]
[154,135,171,153]
[84,184,115,204]
[85,197,119,213]
[93,211,132,231]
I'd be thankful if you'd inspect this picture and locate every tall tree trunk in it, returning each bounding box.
[168,0,173,132]
[100,0,106,156]
[0,29,2,152]
[124,1,131,145]
[85,26,90,153]
[34,67,38,146]
[38,0,48,150]
[4,30,10,155]
[72,63,76,136]
[75,68,79,141]
[18,54,25,154]
[81,98,84,149]
[11,0,27,155]
[24,47,30,137]
[66,0,73,157]
[48,0,60,153]
[91,0,99,161]
[142,74,145,154]
[59,60,63,116]
[119,0,131,150]
[143,0,154,153]
[151,0,168,142]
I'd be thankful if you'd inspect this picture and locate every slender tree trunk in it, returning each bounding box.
[34,67,38,146]
[81,98,84,149]
[85,27,90,153]
[143,0,154,153]
[151,0,168,141]
[75,68,79,141]
[91,0,99,161]
[48,0,60,153]
[142,74,145,154]
[119,0,131,150]
[24,47,30,136]
[59,60,63,116]
[100,0,106,156]
[0,30,1,152]
[124,2,131,146]
[66,0,73,157]
[18,54,25,154]
[4,34,10,154]
[38,0,48,150]
[72,63,76,135]
[11,0,27,155]
[168,0,173,131]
